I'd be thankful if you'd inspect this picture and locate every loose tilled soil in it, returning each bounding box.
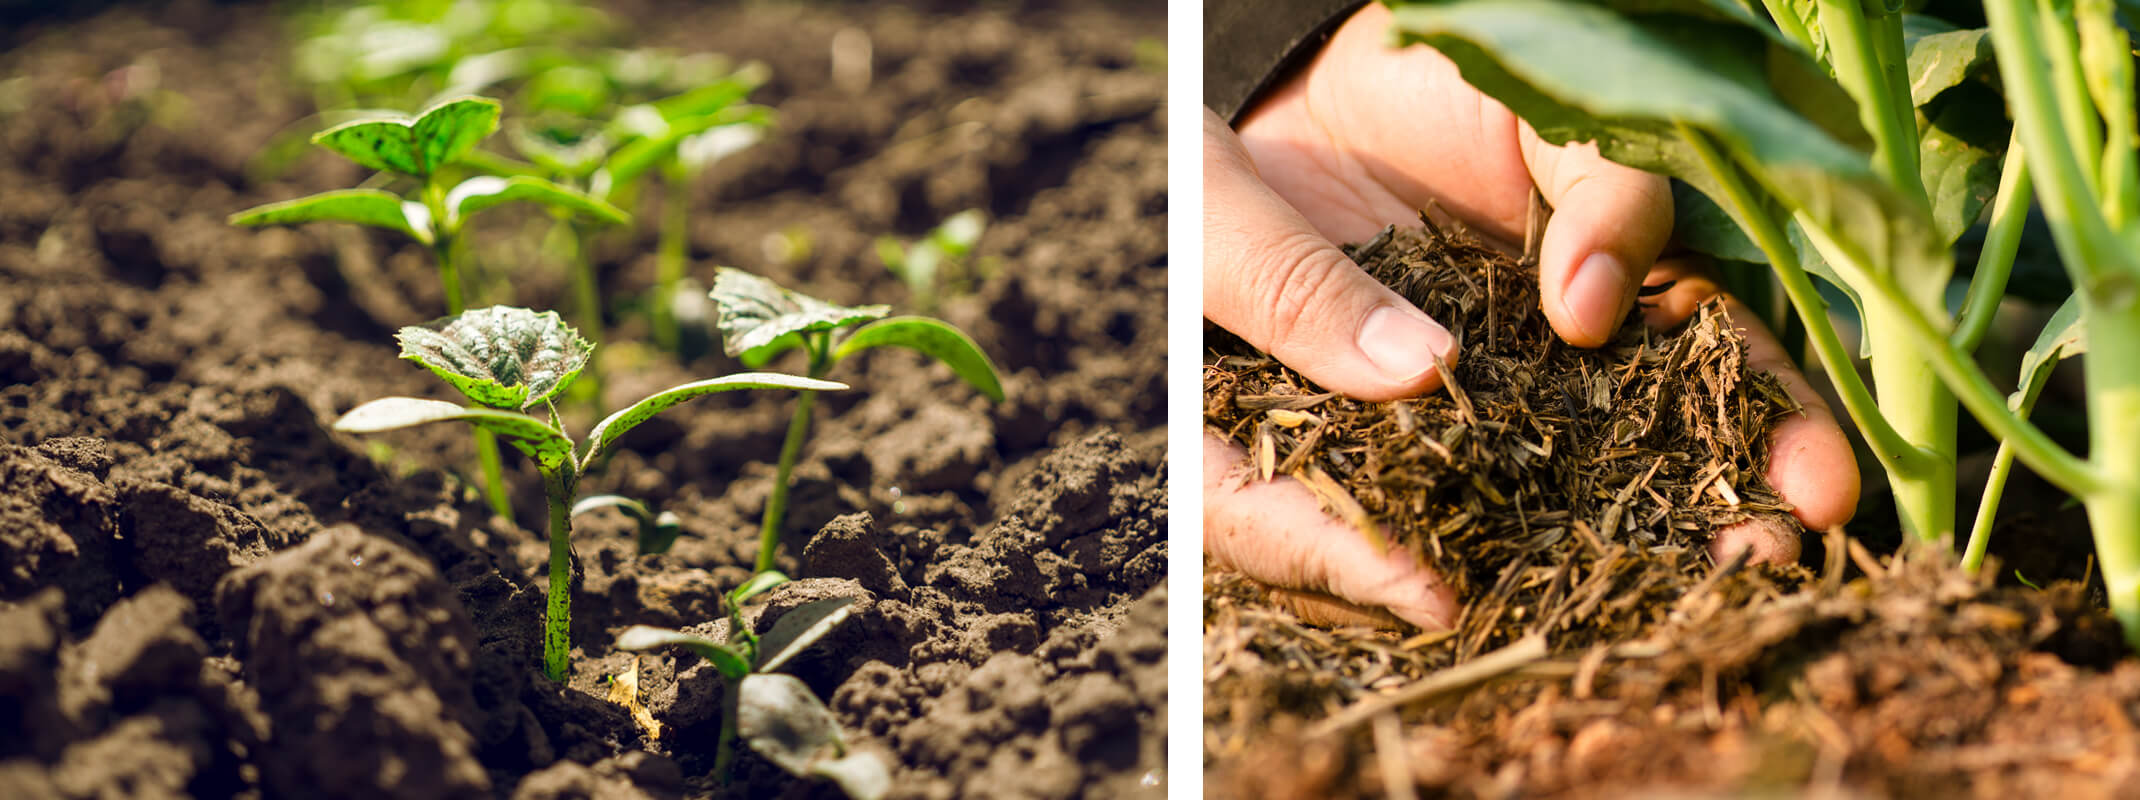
[1203,222,2139,797]
[0,2,1166,799]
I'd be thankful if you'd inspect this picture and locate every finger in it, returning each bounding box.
[1262,586,1409,629]
[1711,513,1804,567]
[1521,128,1674,348]
[1204,432,1458,629]
[1205,108,1460,402]
[1637,261,1861,535]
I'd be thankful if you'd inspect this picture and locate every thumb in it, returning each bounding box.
[1204,107,1458,402]
[1521,127,1674,348]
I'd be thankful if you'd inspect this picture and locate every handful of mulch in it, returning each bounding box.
[1204,217,1804,657]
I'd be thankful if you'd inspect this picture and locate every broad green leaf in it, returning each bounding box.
[581,373,846,465]
[446,175,629,228]
[508,117,613,178]
[651,71,765,121]
[312,96,502,177]
[736,674,851,782]
[333,397,572,470]
[2012,294,2086,408]
[710,268,891,362]
[228,189,430,244]
[396,306,592,411]
[1903,25,1992,106]
[755,597,855,674]
[730,571,790,608]
[1387,0,1948,317]
[1671,180,1765,262]
[740,333,806,369]
[600,108,761,192]
[831,317,1005,402]
[614,625,752,681]
[1917,83,2009,244]
[523,63,611,116]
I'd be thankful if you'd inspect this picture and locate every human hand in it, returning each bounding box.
[1203,4,1860,629]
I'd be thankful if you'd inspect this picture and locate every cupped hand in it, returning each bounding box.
[1203,4,1860,629]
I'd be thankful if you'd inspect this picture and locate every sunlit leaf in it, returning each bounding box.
[614,625,752,681]
[447,175,629,228]
[312,96,502,177]
[710,268,890,363]
[581,373,846,466]
[729,571,790,609]
[831,317,1004,402]
[332,397,572,470]
[755,596,855,674]
[396,306,592,411]
[229,189,430,244]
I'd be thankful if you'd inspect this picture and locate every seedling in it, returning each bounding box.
[231,95,629,518]
[616,574,888,799]
[1383,0,2140,642]
[875,208,990,313]
[572,494,683,555]
[710,268,1005,573]
[331,306,844,681]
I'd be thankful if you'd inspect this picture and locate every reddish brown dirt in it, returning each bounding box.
[0,2,1166,798]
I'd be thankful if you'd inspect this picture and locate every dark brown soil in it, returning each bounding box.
[0,2,1166,799]
[1202,225,2137,797]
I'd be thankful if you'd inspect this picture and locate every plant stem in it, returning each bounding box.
[654,165,691,352]
[715,680,741,779]
[1862,293,1960,542]
[542,466,576,682]
[756,335,830,574]
[1677,123,1922,473]
[1817,0,1927,208]
[1962,372,2052,572]
[1756,0,1818,54]
[2037,0,2105,198]
[1953,133,2034,354]
[2085,305,2140,647]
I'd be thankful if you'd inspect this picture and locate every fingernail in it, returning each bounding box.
[1564,252,1635,345]
[1357,305,1454,384]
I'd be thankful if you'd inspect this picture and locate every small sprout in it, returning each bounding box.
[616,577,879,797]
[710,269,1004,574]
[876,208,988,312]
[335,307,843,681]
[572,494,683,555]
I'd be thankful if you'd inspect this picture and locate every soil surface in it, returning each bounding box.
[1202,223,2136,797]
[0,2,1167,799]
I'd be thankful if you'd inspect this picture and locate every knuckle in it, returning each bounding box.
[1243,230,1352,349]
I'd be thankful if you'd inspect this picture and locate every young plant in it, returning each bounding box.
[572,493,683,555]
[330,306,845,681]
[875,208,990,314]
[710,268,1006,574]
[231,95,630,519]
[616,574,888,798]
[1382,0,2140,641]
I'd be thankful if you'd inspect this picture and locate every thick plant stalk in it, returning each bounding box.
[1863,299,1960,543]
[2085,311,2140,647]
[542,467,577,681]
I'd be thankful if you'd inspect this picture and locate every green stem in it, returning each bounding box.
[1953,132,2034,354]
[2085,306,2140,647]
[1863,291,1959,542]
[1792,217,2100,496]
[542,466,577,682]
[1677,123,1922,473]
[1817,0,1927,207]
[425,177,513,520]
[561,219,606,414]
[757,387,820,574]
[1756,0,1818,54]
[715,680,740,779]
[2037,0,2105,198]
[1962,372,2052,572]
[654,166,691,352]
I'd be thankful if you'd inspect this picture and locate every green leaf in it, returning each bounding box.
[332,397,572,470]
[599,109,749,192]
[677,123,764,172]
[730,571,790,608]
[311,96,502,177]
[614,625,752,681]
[736,674,856,786]
[710,268,890,362]
[929,209,987,257]
[1903,25,1992,106]
[523,64,611,116]
[755,596,855,674]
[229,189,430,244]
[1917,82,2010,245]
[831,317,1005,402]
[508,118,612,178]
[581,373,847,466]
[1670,180,1765,262]
[651,72,764,121]
[446,175,629,228]
[396,306,593,411]
[1387,0,1949,314]
[2012,294,2086,408]
[572,493,652,521]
